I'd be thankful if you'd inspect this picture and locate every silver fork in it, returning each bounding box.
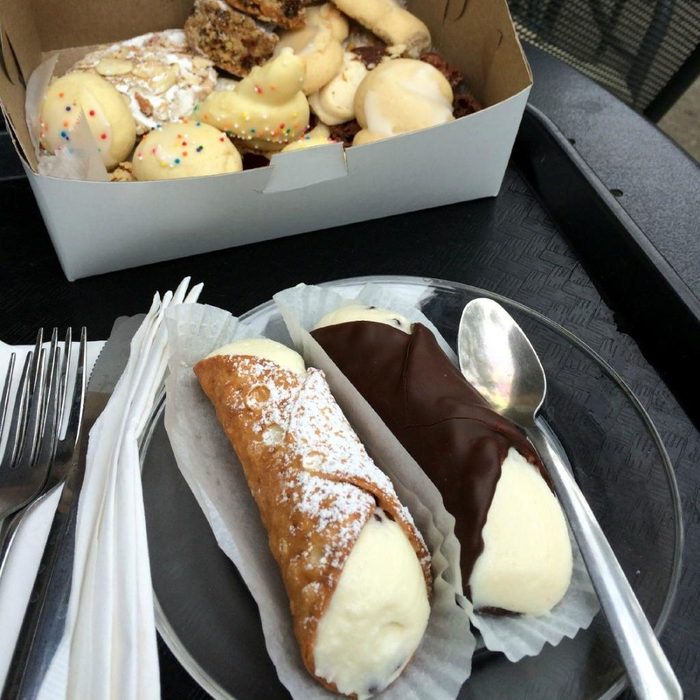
[0,328,87,577]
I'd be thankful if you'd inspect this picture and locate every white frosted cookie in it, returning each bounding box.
[333,0,430,57]
[308,51,368,125]
[132,121,242,180]
[40,72,136,170]
[281,124,333,151]
[198,48,309,152]
[274,4,349,95]
[353,58,454,145]
[71,30,217,134]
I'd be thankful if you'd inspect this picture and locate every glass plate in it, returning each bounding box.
[142,275,683,700]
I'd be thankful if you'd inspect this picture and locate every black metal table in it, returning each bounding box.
[1,44,698,699]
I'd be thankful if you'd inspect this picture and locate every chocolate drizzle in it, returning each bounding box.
[311,321,550,597]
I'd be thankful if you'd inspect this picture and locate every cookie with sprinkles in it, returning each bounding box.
[197,47,309,153]
[132,121,242,180]
[40,72,136,170]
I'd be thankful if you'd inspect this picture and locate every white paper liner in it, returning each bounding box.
[273,282,600,662]
[163,302,474,700]
[25,57,109,181]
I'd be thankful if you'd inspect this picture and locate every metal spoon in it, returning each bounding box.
[458,297,682,700]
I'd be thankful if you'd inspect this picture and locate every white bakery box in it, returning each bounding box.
[0,0,532,281]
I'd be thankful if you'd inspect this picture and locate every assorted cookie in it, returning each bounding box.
[70,30,217,135]
[333,0,430,57]
[132,121,243,180]
[40,72,137,170]
[197,48,309,153]
[353,58,455,145]
[185,0,279,77]
[37,0,483,177]
[307,50,367,125]
[274,4,349,94]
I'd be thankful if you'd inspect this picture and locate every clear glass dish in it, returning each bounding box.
[142,276,682,700]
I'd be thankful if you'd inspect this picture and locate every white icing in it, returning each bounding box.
[313,508,430,698]
[314,304,412,333]
[308,52,367,125]
[363,90,395,135]
[397,65,454,122]
[469,448,573,616]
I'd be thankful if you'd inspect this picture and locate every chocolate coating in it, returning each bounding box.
[311,321,549,596]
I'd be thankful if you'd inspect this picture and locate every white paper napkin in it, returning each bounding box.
[0,277,202,698]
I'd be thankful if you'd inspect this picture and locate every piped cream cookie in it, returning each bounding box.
[353,58,454,145]
[308,52,368,125]
[197,48,309,152]
[40,72,137,171]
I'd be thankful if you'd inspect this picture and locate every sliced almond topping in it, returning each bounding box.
[95,58,134,76]
[193,56,214,69]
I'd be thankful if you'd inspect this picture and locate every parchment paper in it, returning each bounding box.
[164,302,474,700]
[273,282,600,662]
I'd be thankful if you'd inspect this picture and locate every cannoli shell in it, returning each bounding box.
[194,353,431,692]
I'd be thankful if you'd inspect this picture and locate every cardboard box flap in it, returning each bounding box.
[1,29,21,86]
[0,0,41,84]
[31,0,191,52]
[264,142,348,194]
[415,0,532,107]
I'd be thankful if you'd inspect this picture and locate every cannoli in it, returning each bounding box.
[311,305,573,616]
[194,338,431,697]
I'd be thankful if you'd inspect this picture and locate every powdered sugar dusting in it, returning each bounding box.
[224,356,428,580]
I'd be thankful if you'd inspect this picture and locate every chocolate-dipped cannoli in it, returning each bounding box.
[194,338,431,696]
[311,305,573,617]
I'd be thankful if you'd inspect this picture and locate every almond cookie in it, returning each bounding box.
[71,30,217,135]
[197,48,309,153]
[353,58,453,145]
[274,4,348,95]
[185,0,279,78]
[333,0,430,57]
